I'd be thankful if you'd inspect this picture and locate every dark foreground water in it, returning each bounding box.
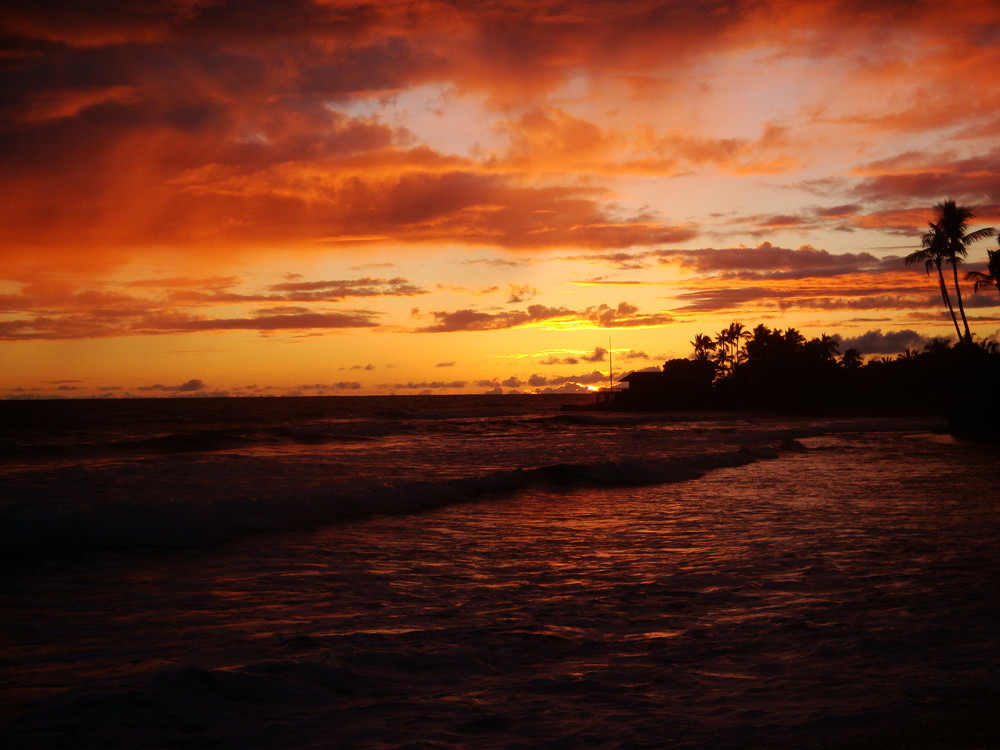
[1,396,998,748]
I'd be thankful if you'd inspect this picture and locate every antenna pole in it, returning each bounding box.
[608,337,613,391]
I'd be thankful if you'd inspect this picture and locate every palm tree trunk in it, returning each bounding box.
[936,264,963,342]
[950,261,973,343]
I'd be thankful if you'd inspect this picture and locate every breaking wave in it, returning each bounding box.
[0,446,784,558]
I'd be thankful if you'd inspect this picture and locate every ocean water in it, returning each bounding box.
[1,395,998,748]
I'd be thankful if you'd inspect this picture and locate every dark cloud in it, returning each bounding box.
[477,367,611,393]
[296,382,362,390]
[506,284,537,304]
[126,276,239,289]
[777,294,943,311]
[137,378,207,393]
[654,242,883,279]
[583,302,674,328]
[268,277,425,296]
[467,258,531,268]
[533,382,594,394]
[2,309,382,340]
[832,329,930,354]
[814,204,863,218]
[419,304,575,333]
[253,306,311,316]
[965,292,1000,309]
[853,150,1000,205]
[568,251,650,271]
[183,311,379,331]
[0,275,386,339]
[526,370,607,387]
[419,302,672,332]
[382,380,468,390]
[539,346,608,365]
[674,284,938,313]
[171,276,427,304]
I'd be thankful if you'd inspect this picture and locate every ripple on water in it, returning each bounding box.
[2,431,999,748]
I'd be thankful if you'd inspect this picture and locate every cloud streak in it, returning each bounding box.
[136,378,207,393]
[0,275,391,340]
[418,302,673,332]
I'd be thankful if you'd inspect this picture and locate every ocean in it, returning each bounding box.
[1,395,999,748]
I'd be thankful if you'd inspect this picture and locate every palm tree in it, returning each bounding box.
[967,244,1000,298]
[714,328,733,376]
[977,338,999,355]
[816,333,840,361]
[690,333,716,361]
[923,337,952,356]
[839,349,863,369]
[783,327,805,350]
[906,221,963,342]
[726,322,750,371]
[933,200,995,343]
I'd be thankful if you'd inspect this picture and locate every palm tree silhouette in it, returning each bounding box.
[815,333,840,361]
[906,221,963,342]
[839,348,863,369]
[690,333,716,361]
[713,327,733,376]
[967,243,1000,298]
[711,322,749,377]
[727,322,750,371]
[783,327,805,349]
[933,200,995,343]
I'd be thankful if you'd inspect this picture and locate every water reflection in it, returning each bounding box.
[3,433,999,748]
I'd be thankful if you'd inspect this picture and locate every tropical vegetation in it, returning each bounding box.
[966,240,1000,298]
[612,201,999,430]
[625,325,1000,422]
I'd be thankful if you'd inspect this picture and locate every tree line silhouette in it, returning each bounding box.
[651,322,1000,418]
[616,200,999,430]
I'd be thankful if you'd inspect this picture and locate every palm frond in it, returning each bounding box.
[962,227,996,246]
[967,270,995,293]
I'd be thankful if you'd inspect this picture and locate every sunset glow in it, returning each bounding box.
[3,0,1000,398]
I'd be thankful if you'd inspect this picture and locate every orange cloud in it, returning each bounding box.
[0,309,381,340]
[496,108,798,177]
[418,301,673,332]
[654,242,884,278]
[852,150,1000,205]
[2,0,999,376]
[0,274,420,340]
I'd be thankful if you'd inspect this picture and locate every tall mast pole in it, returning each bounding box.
[608,337,613,391]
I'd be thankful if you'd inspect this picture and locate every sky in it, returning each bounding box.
[2,0,999,399]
